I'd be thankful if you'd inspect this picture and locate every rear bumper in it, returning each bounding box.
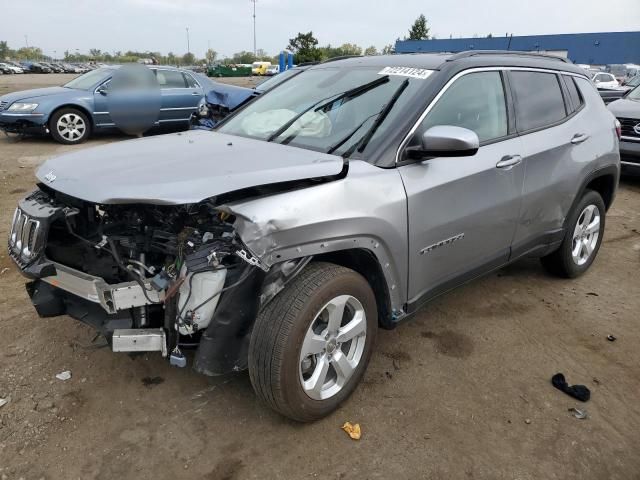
[0,112,48,134]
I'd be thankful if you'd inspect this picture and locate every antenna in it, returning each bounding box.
[251,0,257,57]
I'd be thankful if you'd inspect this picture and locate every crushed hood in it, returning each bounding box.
[608,98,640,118]
[0,86,70,104]
[36,130,345,205]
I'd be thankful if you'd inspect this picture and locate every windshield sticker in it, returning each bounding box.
[378,66,433,79]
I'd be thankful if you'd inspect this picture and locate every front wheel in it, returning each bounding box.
[49,108,91,145]
[541,189,606,278]
[249,262,377,422]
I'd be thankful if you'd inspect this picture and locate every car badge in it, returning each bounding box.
[634,123,640,135]
[44,171,56,183]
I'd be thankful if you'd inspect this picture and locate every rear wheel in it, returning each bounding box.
[49,108,91,145]
[541,190,606,278]
[249,262,377,422]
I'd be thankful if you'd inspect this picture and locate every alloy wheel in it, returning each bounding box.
[56,113,86,142]
[571,204,600,266]
[299,295,367,400]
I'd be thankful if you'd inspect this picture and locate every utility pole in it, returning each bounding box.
[251,0,257,57]
[25,35,28,48]
[186,27,190,56]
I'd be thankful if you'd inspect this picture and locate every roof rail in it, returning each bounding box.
[321,55,363,64]
[448,50,572,64]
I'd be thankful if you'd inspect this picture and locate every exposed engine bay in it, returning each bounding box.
[10,187,305,375]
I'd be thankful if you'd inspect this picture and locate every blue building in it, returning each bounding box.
[395,31,640,65]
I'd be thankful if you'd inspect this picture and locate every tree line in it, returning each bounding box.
[287,14,431,63]
[0,14,433,66]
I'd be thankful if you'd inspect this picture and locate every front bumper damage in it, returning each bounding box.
[8,189,304,376]
[0,112,48,135]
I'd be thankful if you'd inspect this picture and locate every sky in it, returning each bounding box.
[3,0,640,59]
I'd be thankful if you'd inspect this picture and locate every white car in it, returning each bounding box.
[592,72,619,90]
[265,65,280,76]
[0,62,24,74]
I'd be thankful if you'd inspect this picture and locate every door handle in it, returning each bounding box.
[191,91,201,96]
[496,155,522,169]
[571,133,589,144]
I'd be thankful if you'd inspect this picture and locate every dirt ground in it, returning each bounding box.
[0,73,639,480]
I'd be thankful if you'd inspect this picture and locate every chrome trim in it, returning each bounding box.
[92,111,109,115]
[8,208,43,262]
[0,113,45,117]
[621,161,640,167]
[395,66,588,163]
[620,136,640,143]
[159,106,197,111]
[42,261,164,314]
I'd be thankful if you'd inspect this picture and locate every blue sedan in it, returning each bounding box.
[0,66,207,144]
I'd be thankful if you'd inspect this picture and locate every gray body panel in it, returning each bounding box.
[35,130,344,205]
[513,77,619,249]
[220,160,409,312]
[399,139,524,303]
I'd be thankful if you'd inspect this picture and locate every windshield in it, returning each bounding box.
[627,76,640,88]
[218,66,429,157]
[255,68,303,93]
[628,85,640,101]
[64,68,111,90]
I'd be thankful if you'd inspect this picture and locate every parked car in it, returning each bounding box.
[265,65,280,76]
[0,65,205,144]
[7,52,619,421]
[20,62,52,73]
[40,62,63,73]
[592,72,620,89]
[0,62,24,74]
[60,63,82,73]
[599,75,640,104]
[608,84,640,174]
[607,64,640,84]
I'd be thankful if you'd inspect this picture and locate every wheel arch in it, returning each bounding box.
[568,165,619,223]
[48,104,94,131]
[312,249,395,329]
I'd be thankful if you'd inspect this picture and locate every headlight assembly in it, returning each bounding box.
[7,102,39,112]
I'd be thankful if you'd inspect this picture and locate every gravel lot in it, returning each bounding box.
[1,74,639,480]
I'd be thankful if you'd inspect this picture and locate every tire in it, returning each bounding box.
[249,262,377,422]
[541,189,606,278]
[49,108,91,145]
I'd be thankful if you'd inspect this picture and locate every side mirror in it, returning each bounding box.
[407,126,479,159]
[96,85,108,96]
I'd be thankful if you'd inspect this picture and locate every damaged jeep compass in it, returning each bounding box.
[8,52,620,421]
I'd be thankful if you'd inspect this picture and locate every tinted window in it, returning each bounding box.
[420,71,508,143]
[563,76,584,113]
[156,70,187,88]
[183,72,199,88]
[511,71,566,131]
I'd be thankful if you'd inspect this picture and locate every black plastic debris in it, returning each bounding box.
[141,376,164,388]
[607,335,617,342]
[551,373,591,402]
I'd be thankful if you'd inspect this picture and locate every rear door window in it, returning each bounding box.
[510,71,567,132]
[156,70,187,88]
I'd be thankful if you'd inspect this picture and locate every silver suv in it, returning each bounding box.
[8,52,620,421]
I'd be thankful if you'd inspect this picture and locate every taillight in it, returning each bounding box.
[615,119,622,139]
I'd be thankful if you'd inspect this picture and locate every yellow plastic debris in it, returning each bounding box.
[341,422,361,440]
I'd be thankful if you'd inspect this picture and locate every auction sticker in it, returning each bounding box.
[378,66,434,79]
